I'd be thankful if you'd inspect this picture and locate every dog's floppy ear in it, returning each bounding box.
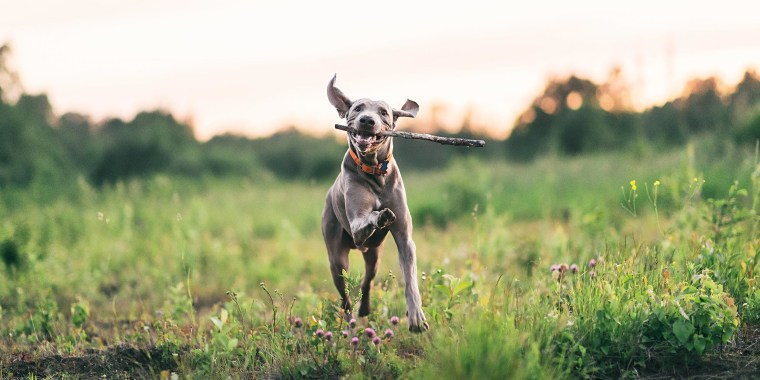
[327,74,352,119]
[393,99,419,121]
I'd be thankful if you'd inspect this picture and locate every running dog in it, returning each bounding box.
[321,75,428,332]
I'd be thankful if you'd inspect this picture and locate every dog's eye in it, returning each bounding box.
[353,105,363,112]
[379,109,388,117]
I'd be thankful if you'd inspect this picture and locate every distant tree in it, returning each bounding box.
[202,133,262,176]
[248,128,343,181]
[678,77,729,134]
[91,110,199,184]
[505,75,631,159]
[57,112,96,172]
[735,109,760,144]
[728,69,760,123]
[0,95,73,189]
[0,43,22,104]
[15,93,54,127]
[596,66,633,112]
[557,104,611,155]
[641,101,688,146]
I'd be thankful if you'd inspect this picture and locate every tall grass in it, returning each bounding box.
[0,141,758,378]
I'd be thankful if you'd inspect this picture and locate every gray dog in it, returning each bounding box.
[322,75,429,332]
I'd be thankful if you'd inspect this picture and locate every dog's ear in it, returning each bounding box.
[327,74,352,119]
[393,99,419,121]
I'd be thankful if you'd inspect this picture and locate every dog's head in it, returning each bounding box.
[327,75,419,154]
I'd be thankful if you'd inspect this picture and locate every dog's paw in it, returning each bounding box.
[352,228,373,248]
[358,302,371,317]
[376,208,396,230]
[407,308,429,333]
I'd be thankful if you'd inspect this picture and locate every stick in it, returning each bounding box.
[334,124,485,147]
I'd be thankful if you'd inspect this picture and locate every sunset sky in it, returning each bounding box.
[2,0,760,139]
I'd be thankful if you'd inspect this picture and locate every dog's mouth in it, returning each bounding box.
[350,131,386,153]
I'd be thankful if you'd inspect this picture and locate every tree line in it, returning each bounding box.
[1,43,760,194]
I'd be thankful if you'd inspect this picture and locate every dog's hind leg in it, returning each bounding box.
[323,198,353,314]
[358,244,382,317]
[328,242,351,313]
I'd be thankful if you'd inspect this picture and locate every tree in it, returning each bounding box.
[728,69,760,123]
[678,77,729,134]
[505,75,629,159]
[641,101,688,146]
[0,96,73,189]
[58,112,96,172]
[91,110,199,184]
[0,43,22,104]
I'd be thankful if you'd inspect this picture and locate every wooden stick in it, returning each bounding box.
[334,124,485,147]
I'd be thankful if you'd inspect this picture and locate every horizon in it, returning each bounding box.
[2,1,760,140]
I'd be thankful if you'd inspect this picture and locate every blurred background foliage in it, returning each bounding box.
[1,42,760,197]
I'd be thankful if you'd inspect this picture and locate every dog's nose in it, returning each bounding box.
[358,116,375,127]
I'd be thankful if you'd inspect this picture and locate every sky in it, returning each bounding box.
[1,0,760,140]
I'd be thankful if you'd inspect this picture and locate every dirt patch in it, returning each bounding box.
[1,326,757,379]
[639,324,760,379]
[2,344,179,379]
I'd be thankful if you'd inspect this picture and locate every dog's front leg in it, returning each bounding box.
[391,212,429,333]
[346,195,396,247]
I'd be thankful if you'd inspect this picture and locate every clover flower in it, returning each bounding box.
[348,318,356,329]
[315,329,325,338]
[384,328,394,339]
[372,336,381,346]
[351,336,359,347]
[364,327,376,338]
[390,316,400,326]
[324,331,333,341]
[588,258,597,268]
[570,264,579,274]
[293,317,303,328]
[341,330,349,338]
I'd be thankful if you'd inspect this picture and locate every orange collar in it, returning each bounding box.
[348,148,392,176]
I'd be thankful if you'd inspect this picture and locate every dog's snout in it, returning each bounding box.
[358,116,375,127]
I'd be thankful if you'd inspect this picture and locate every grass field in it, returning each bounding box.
[1,140,759,379]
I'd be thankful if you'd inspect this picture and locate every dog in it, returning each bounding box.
[321,75,429,332]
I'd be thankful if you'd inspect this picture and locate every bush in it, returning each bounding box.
[560,255,739,376]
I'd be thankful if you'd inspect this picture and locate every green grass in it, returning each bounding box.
[0,141,758,378]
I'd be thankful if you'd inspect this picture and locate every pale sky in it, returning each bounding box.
[2,0,759,139]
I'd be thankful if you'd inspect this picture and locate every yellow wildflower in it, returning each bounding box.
[630,180,637,191]
[654,180,660,187]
